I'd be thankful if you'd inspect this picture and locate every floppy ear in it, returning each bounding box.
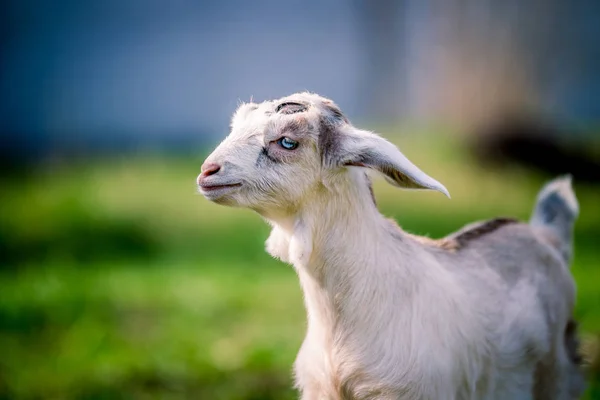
[321,122,450,197]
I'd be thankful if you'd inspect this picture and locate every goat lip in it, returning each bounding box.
[199,182,242,193]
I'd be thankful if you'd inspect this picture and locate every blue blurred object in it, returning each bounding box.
[1,0,599,163]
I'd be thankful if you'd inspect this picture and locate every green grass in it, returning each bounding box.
[1,132,599,399]
[0,262,303,399]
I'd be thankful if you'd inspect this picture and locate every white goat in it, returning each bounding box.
[197,92,585,400]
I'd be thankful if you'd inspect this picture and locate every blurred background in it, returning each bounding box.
[1,0,599,399]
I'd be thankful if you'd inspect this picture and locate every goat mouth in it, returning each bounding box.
[199,182,243,200]
[199,183,242,191]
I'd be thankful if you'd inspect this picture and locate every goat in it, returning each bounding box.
[197,92,585,399]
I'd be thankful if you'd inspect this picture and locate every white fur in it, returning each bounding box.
[198,93,581,400]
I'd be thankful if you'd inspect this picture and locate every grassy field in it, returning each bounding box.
[1,132,599,399]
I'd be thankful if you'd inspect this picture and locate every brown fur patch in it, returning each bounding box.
[406,217,519,252]
[451,218,519,247]
[276,101,307,114]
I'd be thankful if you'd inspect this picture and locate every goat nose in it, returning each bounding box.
[198,162,221,185]
[201,162,221,177]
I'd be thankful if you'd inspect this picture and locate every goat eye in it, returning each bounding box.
[277,137,299,150]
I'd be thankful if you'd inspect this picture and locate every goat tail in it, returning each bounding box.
[530,175,579,263]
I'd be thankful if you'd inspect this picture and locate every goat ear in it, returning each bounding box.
[322,125,450,197]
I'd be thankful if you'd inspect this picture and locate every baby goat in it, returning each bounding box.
[198,92,585,399]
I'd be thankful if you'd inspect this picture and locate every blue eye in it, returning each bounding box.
[277,137,299,150]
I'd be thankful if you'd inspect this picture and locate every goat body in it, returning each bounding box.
[198,92,584,399]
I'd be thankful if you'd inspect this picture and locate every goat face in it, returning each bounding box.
[198,92,448,214]
[197,93,329,213]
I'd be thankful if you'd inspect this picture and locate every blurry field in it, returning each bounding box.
[1,132,599,399]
